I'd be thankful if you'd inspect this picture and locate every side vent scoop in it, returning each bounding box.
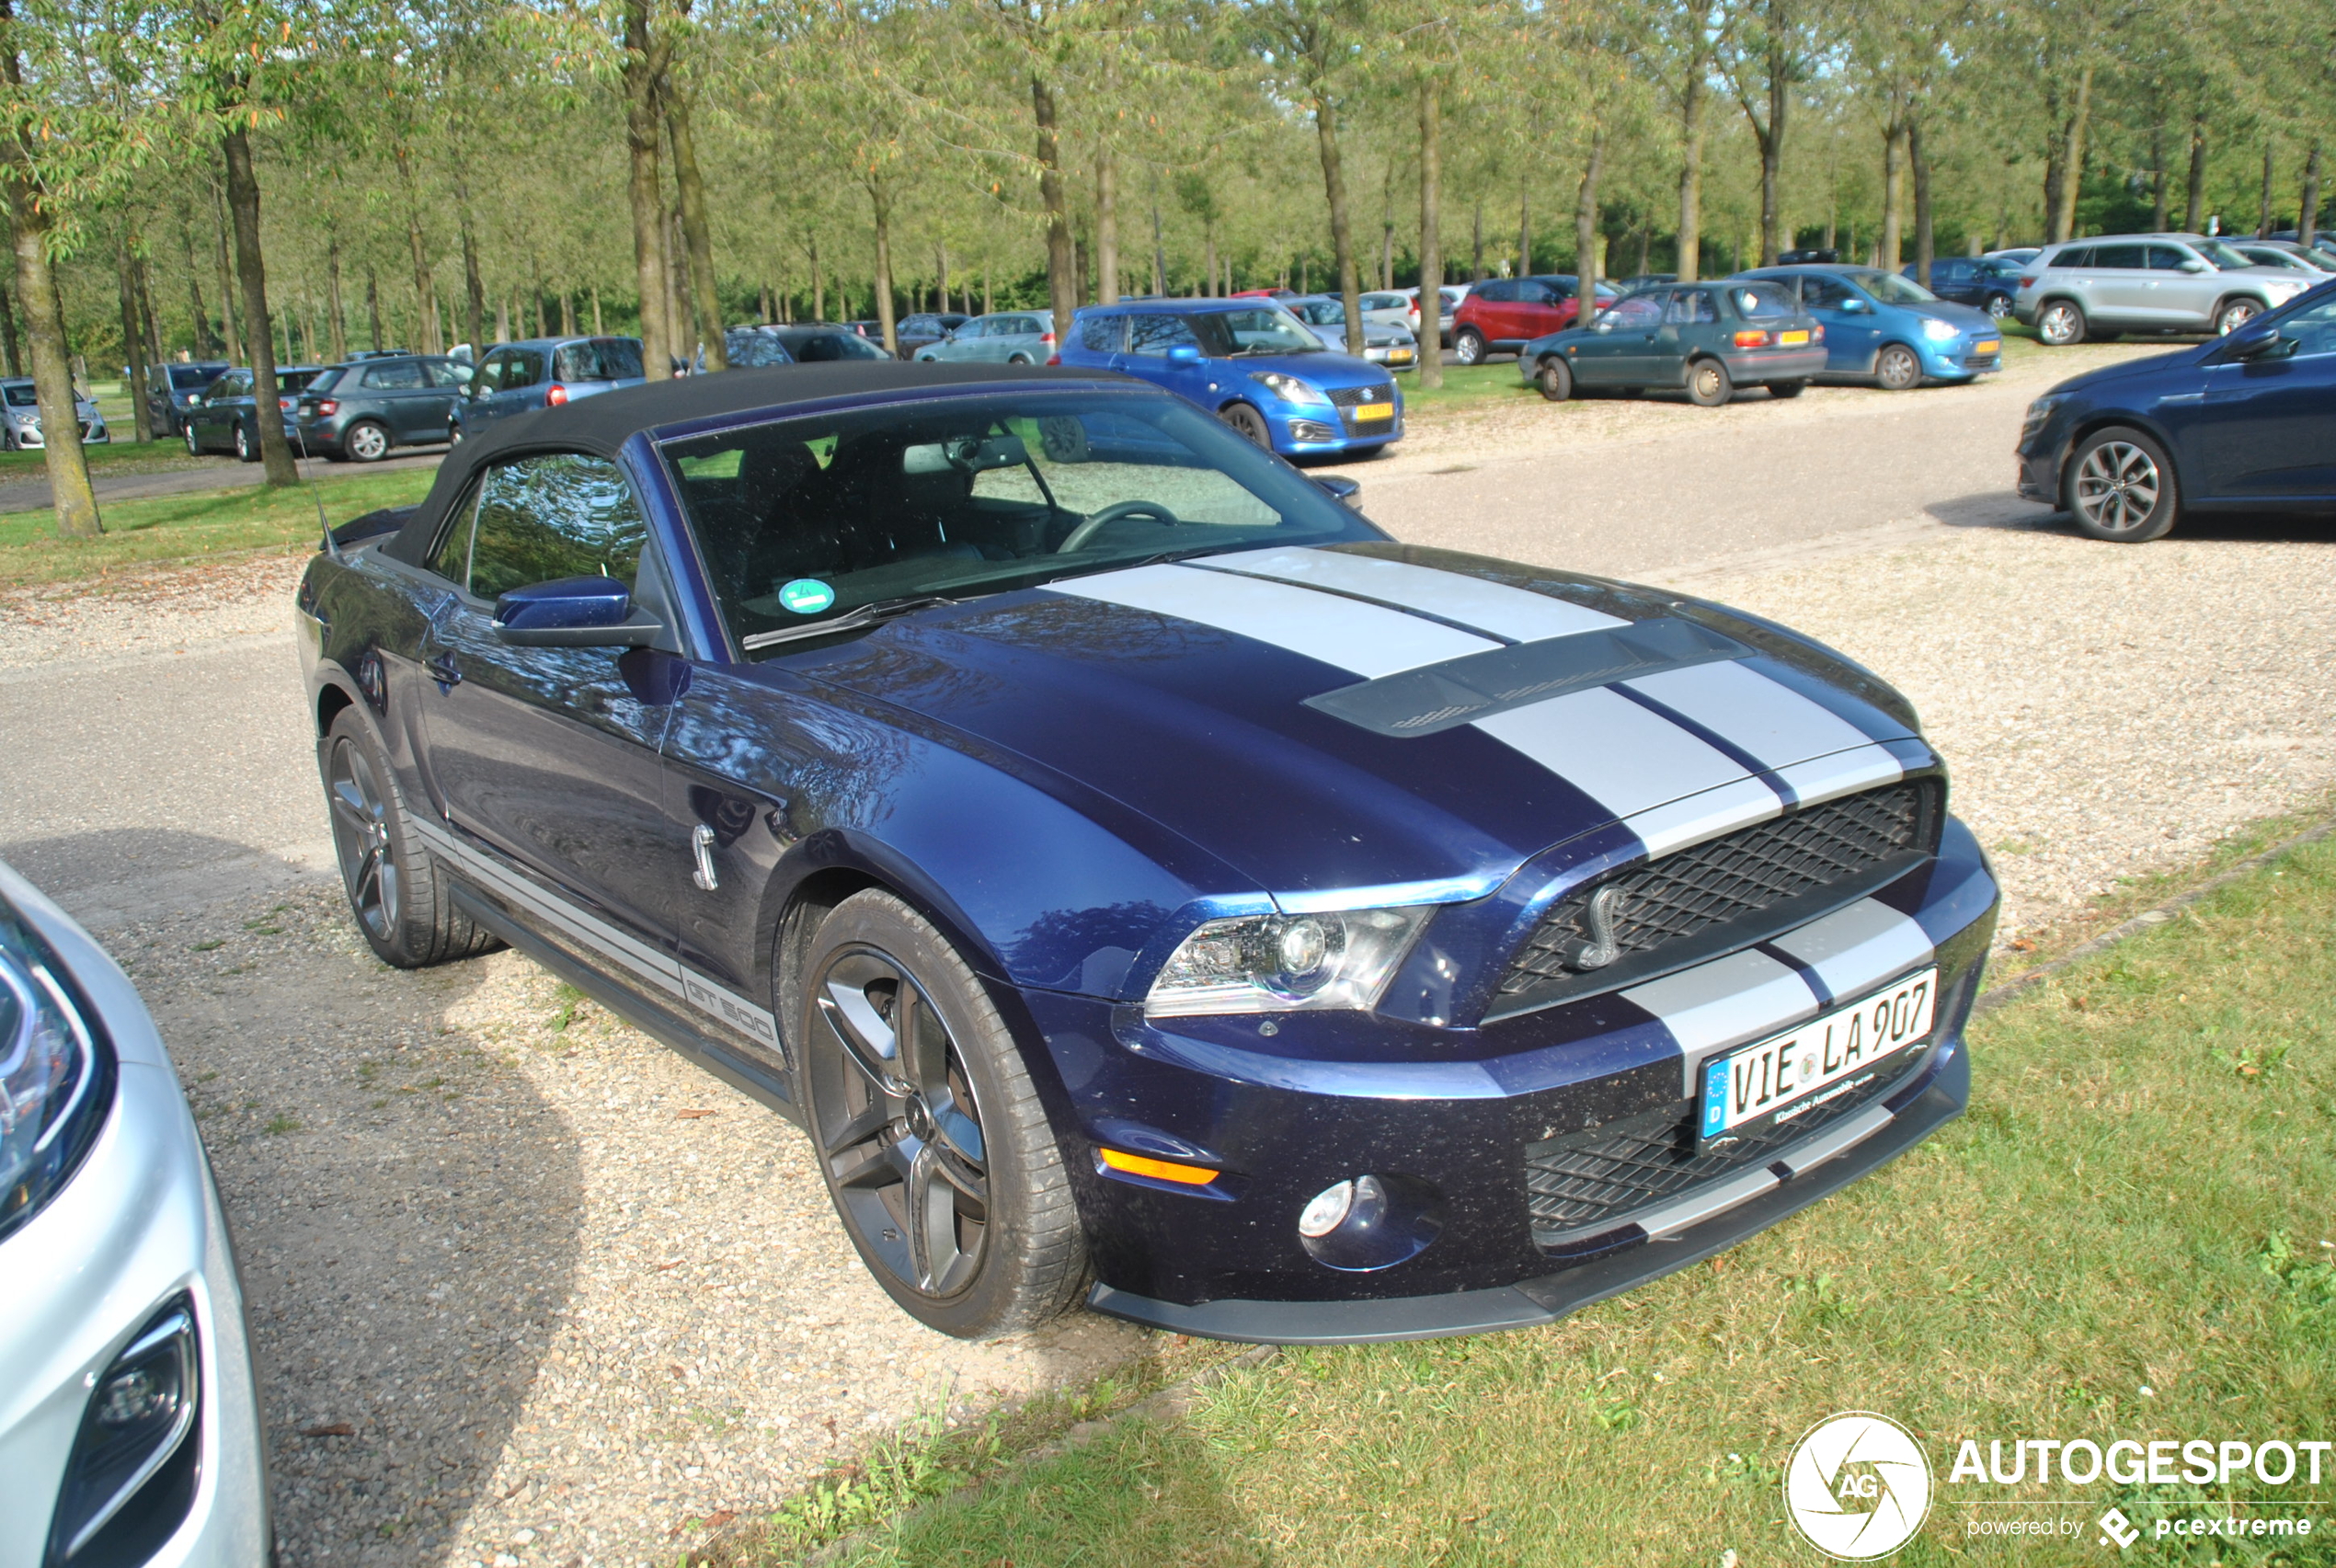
[1304,616,1752,738]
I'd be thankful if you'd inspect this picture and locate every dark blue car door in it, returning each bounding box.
[414,452,687,967]
[2183,295,2336,499]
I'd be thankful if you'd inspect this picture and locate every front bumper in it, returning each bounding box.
[1924,336,2003,378]
[8,422,107,447]
[2016,433,2063,504]
[1273,401,1403,453]
[1032,817,1998,1344]
[0,880,269,1568]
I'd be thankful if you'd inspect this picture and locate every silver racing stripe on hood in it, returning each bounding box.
[1185,546,1628,642]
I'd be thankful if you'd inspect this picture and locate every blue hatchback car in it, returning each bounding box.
[450,336,645,445]
[1059,300,1403,457]
[2016,278,2336,541]
[295,362,1995,1345]
[1735,265,2002,390]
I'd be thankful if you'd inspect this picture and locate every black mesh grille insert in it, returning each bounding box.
[1500,782,1932,997]
[1523,1059,1915,1242]
[1325,383,1394,408]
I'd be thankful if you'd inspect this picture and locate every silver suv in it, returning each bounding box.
[2013,234,2315,345]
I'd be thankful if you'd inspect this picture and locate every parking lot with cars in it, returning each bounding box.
[4,326,2332,1564]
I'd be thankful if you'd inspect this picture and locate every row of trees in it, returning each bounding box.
[7,0,2334,539]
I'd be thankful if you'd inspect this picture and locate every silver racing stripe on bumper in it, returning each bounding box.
[402,814,782,1048]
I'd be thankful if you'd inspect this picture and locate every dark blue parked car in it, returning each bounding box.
[295,362,1995,1344]
[1735,265,2001,389]
[1058,300,1402,457]
[2016,278,2336,541]
[449,336,644,445]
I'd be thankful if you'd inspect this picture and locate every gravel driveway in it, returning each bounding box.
[2,363,2332,1566]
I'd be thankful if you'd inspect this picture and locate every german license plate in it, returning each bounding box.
[1778,329,1810,346]
[1974,339,2000,355]
[1698,969,1937,1146]
[1352,401,1393,421]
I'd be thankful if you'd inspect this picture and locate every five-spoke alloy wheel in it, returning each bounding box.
[800,890,1087,1338]
[2066,426,2180,543]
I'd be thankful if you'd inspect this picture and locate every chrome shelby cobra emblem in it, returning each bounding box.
[1555,883,1624,971]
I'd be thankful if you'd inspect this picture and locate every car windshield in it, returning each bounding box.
[169,366,218,390]
[663,390,1380,657]
[2194,239,2257,269]
[1191,307,1323,356]
[554,339,645,381]
[2,383,35,407]
[773,329,889,362]
[1851,271,1938,305]
[724,330,796,369]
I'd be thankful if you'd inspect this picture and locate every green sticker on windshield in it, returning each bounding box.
[778,578,835,615]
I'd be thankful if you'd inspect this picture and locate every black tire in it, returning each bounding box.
[2037,299,2087,346]
[2064,426,2180,543]
[1984,292,2013,320]
[1451,327,1486,366]
[1768,379,1807,399]
[1686,357,1734,406]
[797,889,1088,1339]
[1535,356,1573,402]
[1874,343,1923,391]
[1006,353,1034,365]
[233,421,258,463]
[320,709,502,967]
[2213,297,2262,336]
[1219,402,1273,448]
[342,419,391,463]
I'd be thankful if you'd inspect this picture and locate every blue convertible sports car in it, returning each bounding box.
[296,363,1998,1344]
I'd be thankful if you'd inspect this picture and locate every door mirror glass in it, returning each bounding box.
[492,577,658,647]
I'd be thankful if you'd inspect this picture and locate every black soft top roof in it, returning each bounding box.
[383,361,1121,566]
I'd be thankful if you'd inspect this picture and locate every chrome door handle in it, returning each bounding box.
[691,824,720,891]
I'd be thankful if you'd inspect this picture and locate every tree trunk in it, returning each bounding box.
[1910,120,1933,287]
[1417,76,1443,389]
[2303,144,2323,247]
[936,242,951,313]
[664,79,725,370]
[1152,193,1167,295]
[0,278,16,375]
[326,235,348,362]
[1575,127,1605,320]
[2149,121,2170,232]
[622,0,672,379]
[1204,224,1217,298]
[222,124,298,486]
[807,236,822,321]
[663,208,687,349]
[211,182,243,363]
[1311,92,1363,352]
[867,179,898,354]
[116,238,153,443]
[591,284,603,335]
[2051,64,2093,244]
[177,211,212,357]
[1518,190,1531,278]
[1095,142,1120,306]
[5,189,98,532]
[135,250,164,370]
[458,200,486,363]
[2185,120,2207,234]
[1880,122,1905,269]
[1471,197,1484,280]
[366,269,383,352]
[2257,140,2274,236]
[1676,23,1708,281]
[1032,76,1076,338]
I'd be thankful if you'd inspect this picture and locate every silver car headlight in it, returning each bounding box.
[1249,371,1327,405]
[10,409,36,428]
[1920,317,1960,342]
[1146,905,1431,1017]
[0,898,115,1242]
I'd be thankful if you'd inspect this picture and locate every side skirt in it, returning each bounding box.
[449,882,805,1128]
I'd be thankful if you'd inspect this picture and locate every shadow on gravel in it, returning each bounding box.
[123,885,584,1567]
[1927,490,2061,532]
[1935,491,2336,545]
[0,829,319,917]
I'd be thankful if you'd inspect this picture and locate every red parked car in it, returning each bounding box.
[1451,276,1620,364]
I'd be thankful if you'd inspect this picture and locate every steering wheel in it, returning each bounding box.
[1056,500,1182,553]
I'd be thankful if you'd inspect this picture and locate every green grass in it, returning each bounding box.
[1400,361,1545,414]
[0,466,436,588]
[753,833,2336,1568]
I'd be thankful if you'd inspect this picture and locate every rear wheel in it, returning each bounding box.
[2066,426,2180,543]
[1006,353,1033,365]
[2214,298,2261,336]
[1219,402,1273,448]
[1451,327,1486,366]
[1686,358,1734,406]
[1874,343,1924,391]
[343,419,391,463]
[2037,299,2087,346]
[447,422,464,446]
[1984,292,2013,319]
[233,421,258,462]
[1535,357,1573,402]
[799,890,1088,1339]
[321,709,502,967]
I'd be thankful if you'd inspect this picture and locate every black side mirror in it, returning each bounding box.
[1313,475,1362,509]
[493,576,663,647]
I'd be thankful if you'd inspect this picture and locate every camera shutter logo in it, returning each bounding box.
[1783,1413,1934,1560]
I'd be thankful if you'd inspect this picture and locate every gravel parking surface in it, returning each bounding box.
[4,374,2333,1566]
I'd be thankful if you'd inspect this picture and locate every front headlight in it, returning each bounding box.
[1921,317,1960,342]
[1146,905,1430,1017]
[1248,371,1326,405]
[0,898,115,1242]
[2021,392,2068,435]
[10,410,36,428]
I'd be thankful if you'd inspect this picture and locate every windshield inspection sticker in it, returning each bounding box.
[779,578,836,615]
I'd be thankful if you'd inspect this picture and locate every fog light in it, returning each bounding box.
[48,1296,200,1563]
[1296,1173,1446,1272]
[1299,1178,1357,1238]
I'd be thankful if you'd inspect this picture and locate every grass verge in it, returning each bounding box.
[0,466,435,589]
[743,828,2336,1567]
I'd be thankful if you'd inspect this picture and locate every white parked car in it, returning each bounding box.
[2,378,108,449]
[2013,234,2316,345]
[0,860,269,1566]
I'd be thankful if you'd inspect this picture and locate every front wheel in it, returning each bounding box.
[447,422,464,446]
[2037,300,2087,346]
[1686,358,1734,406]
[321,709,502,967]
[1451,327,1486,366]
[1768,379,1807,399]
[1535,357,1573,402]
[798,890,1088,1339]
[2066,426,2180,543]
[1874,343,1923,391]
[1984,292,2014,319]
[2214,298,2261,336]
[234,422,258,462]
[1219,402,1273,448]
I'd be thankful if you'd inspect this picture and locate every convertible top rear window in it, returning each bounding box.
[661,391,1380,657]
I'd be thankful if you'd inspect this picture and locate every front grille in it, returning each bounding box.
[1960,352,2000,372]
[1326,383,1394,408]
[1500,782,1933,997]
[1524,1055,1918,1242]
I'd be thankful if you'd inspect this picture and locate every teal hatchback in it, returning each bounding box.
[1519,280,1827,406]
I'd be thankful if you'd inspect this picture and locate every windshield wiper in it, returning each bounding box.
[741,594,956,652]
